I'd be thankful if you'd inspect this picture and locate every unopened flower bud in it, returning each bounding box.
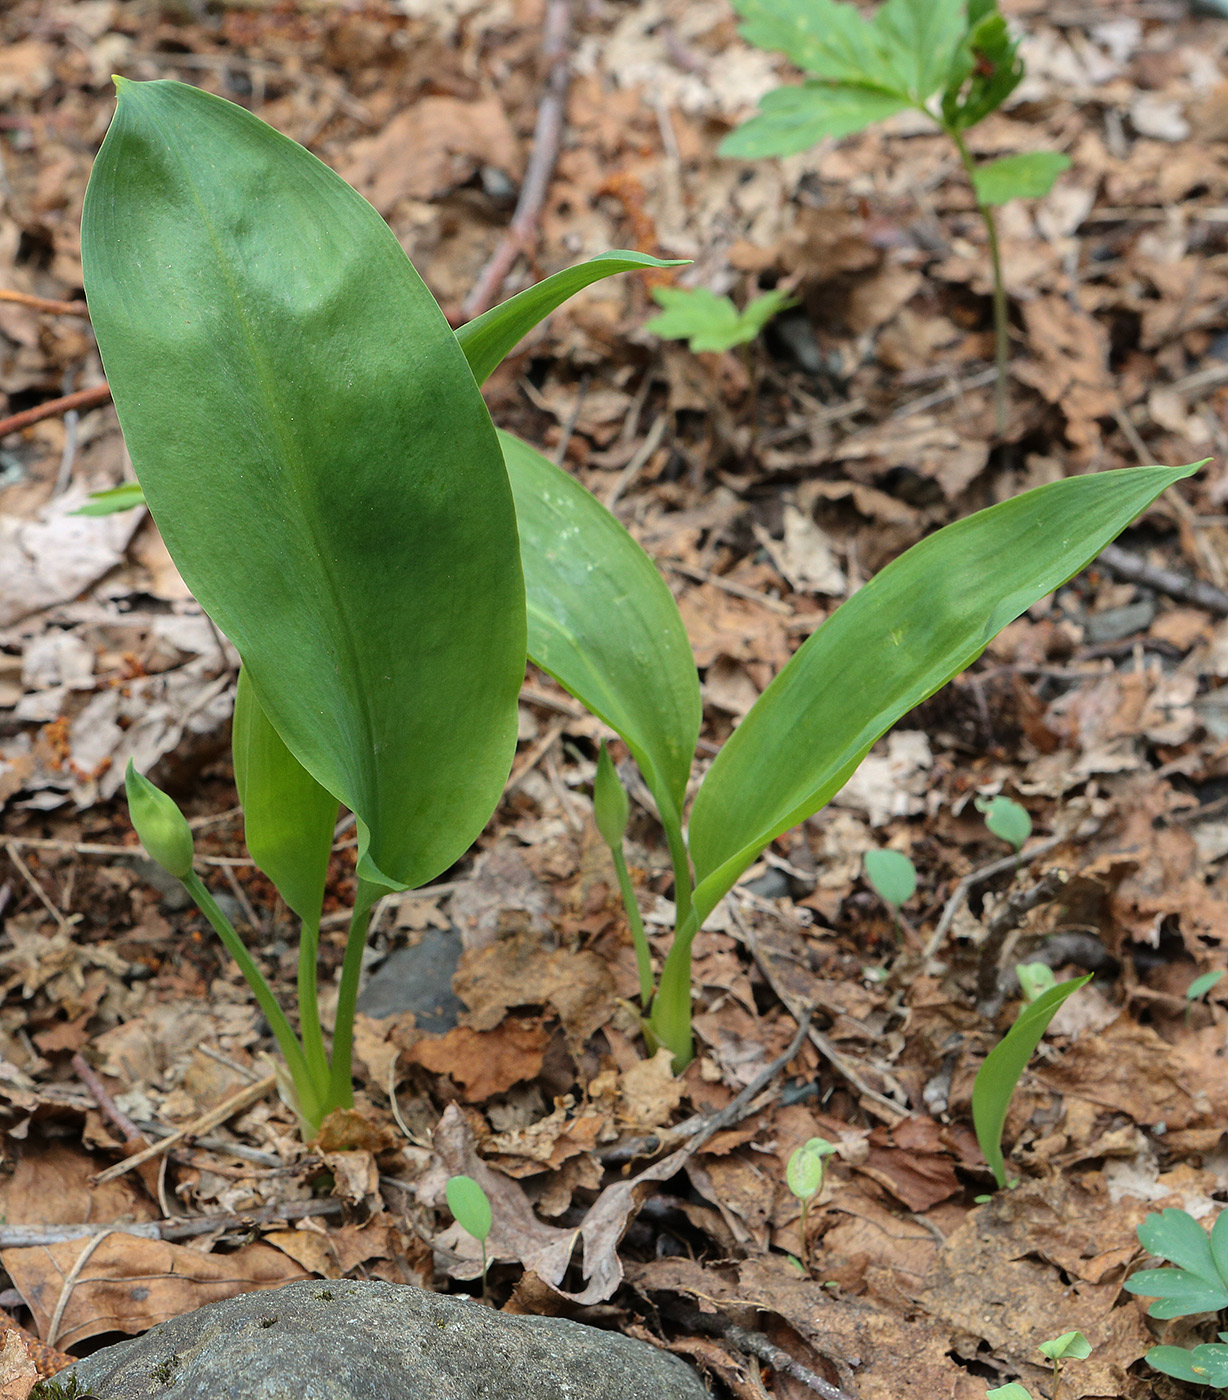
[125,760,194,879]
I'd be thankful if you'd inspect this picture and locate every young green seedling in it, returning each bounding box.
[1186,968,1225,1025]
[986,1387,1032,1400]
[87,80,1199,1107]
[786,1136,837,1271]
[1014,961,1056,1005]
[863,848,916,940]
[1038,1330,1090,1397]
[645,285,795,354]
[971,975,1090,1188]
[976,794,1032,852]
[446,1174,493,1293]
[720,0,1071,432]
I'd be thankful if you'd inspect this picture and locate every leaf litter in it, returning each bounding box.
[4,0,1228,1396]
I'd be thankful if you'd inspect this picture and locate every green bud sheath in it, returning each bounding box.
[125,759,195,879]
[593,742,630,849]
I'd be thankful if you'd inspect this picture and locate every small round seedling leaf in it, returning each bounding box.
[787,1137,837,1201]
[986,1385,1032,1400]
[976,795,1032,851]
[446,1174,492,1243]
[1038,1331,1091,1362]
[1187,969,1225,1002]
[863,849,917,908]
[1016,962,1056,1004]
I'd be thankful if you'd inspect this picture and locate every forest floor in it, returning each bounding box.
[3,1,1228,1397]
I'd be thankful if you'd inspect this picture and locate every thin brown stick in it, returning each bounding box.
[2,842,72,934]
[92,1073,276,1185]
[0,383,112,438]
[0,288,88,316]
[71,1053,142,1144]
[460,0,572,320]
[46,1230,112,1349]
[0,1198,340,1250]
[1098,541,1228,617]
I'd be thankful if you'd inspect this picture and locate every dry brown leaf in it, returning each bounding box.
[409,1018,549,1101]
[0,1332,35,1400]
[618,1048,684,1130]
[3,1237,307,1350]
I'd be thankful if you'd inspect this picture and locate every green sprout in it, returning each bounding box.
[645,285,795,353]
[976,794,1032,852]
[446,1174,493,1293]
[1187,968,1225,1025]
[1014,962,1056,1004]
[1038,1330,1091,1396]
[863,848,917,941]
[786,1136,837,1271]
[721,0,1071,433]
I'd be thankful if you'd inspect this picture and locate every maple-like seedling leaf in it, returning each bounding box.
[1124,1208,1228,1319]
[646,287,794,353]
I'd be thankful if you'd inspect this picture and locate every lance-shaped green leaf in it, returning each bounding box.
[499,430,701,826]
[82,79,525,891]
[457,251,684,387]
[687,464,1200,923]
[972,152,1071,206]
[972,975,1090,1188]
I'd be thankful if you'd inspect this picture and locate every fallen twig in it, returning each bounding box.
[0,383,112,438]
[0,1198,340,1249]
[975,868,1068,1014]
[460,0,572,320]
[72,1052,142,1144]
[659,1297,858,1400]
[922,829,1077,961]
[92,1073,276,1185]
[0,288,88,316]
[1097,541,1228,616]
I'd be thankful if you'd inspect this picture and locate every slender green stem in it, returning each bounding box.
[650,901,700,1069]
[800,1198,812,1274]
[949,127,1009,436]
[326,878,380,1112]
[296,912,330,1088]
[182,870,319,1124]
[657,796,694,936]
[610,843,653,1006]
[480,1241,488,1300]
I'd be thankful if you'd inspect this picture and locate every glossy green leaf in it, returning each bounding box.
[457,251,684,386]
[499,430,701,825]
[863,849,916,908]
[233,668,337,928]
[646,287,795,353]
[972,152,1071,206]
[687,464,1200,925]
[82,79,525,892]
[1146,1343,1228,1388]
[446,1174,492,1242]
[972,975,1090,1188]
[720,83,912,159]
[74,481,146,516]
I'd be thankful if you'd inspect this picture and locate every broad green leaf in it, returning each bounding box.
[1126,1208,1228,1318]
[457,251,684,387]
[232,668,336,927]
[74,481,146,516]
[687,464,1201,925]
[972,152,1071,206]
[499,430,701,823]
[82,79,525,891]
[720,83,912,160]
[446,1174,492,1242]
[972,975,1090,1188]
[863,849,916,908]
[729,0,964,100]
[646,286,794,353]
[976,794,1032,850]
[1146,1344,1228,1388]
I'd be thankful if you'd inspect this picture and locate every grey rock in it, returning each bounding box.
[55,1278,707,1400]
[1082,598,1156,645]
[356,927,463,1030]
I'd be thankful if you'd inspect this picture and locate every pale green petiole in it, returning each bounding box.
[327,878,381,1110]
